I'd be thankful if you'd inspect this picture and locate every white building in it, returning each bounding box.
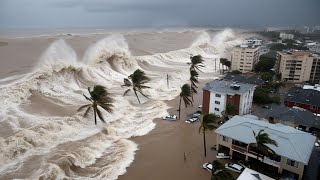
[246,39,263,46]
[231,45,260,73]
[279,32,294,40]
[306,42,320,53]
[202,80,256,116]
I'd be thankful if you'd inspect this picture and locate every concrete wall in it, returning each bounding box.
[209,92,226,116]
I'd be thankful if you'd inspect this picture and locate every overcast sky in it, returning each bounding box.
[0,0,319,29]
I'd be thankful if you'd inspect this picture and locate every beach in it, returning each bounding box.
[119,80,217,180]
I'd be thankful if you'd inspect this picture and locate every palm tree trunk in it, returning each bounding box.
[134,90,141,104]
[178,96,182,120]
[203,130,207,157]
[94,108,97,125]
[191,83,194,102]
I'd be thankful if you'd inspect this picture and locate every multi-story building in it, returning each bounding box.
[215,115,316,180]
[276,50,320,83]
[279,32,294,40]
[310,54,320,83]
[202,80,255,117]
[231,45,260,73]
[306,42,320,53]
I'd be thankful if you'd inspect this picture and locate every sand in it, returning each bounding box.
[118,80,221,180]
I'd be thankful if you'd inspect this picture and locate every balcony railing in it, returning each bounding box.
[264,157,280,167]
[231,144,247,154]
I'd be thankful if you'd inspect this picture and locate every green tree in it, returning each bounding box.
[225,103,237,116]
[260,72,273,81]
[189,55,204,101]
[121,69,151,104]
[178,84,193,120]
[211,160,234,180]
[254,56,276,72]
[251,130,278,163]
[78,85,114,125]
[253,87,272,104]
[199,113,218,157]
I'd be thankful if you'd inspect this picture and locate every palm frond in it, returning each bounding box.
[77,104,91,112]
[84,106,92,118]
[83,94,92,102]
[96,107,106,123]
[121,78,132,87]
[123,89,131,96]
[137,89,149,99]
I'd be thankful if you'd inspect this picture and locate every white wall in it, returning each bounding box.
[209,92,226,116]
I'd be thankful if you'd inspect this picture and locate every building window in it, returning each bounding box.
[215,94,221,98]
[221,135,229,142]
[286,159,298,168]
[215,101,220,105]
[215,108,219,111]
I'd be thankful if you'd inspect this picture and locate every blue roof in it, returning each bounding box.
[215,115,316,164]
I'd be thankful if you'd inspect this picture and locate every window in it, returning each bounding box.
[286,159,298,168]
[215,101,220,105]
[221,135,229,142]
[215,94,221,98]
[214,108,219,111]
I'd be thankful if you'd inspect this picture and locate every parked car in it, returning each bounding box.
[185,117,198,123]
[216,153,230,159]
[315,140,320,147]
[202,162,213,172]
[192,113,201,117]
[162,115,177,121]
[225,163,246,173]
[198,105,203,109]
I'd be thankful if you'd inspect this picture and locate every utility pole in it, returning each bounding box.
[167,74,169,89]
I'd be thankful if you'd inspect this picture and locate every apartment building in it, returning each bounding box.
[279,32,294,40]
[202,80,255,117]
[276,50,320,83]
[215,115,316,180]
[231,45,260,73]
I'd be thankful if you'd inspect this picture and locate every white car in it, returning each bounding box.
[225,163,246,173]
[198,105,203,108]
[216,153,230,159]
[185,117,198,123]
[162,115,177,121]
[315,140,320,147]
[202,162,213,172]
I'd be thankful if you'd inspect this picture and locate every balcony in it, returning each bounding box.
[264,157,280,168]
[231,144,247,154]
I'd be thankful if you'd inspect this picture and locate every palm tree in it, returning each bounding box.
[211,160,234,180]
[77,85,114,125]
[121,69,150,104]
[251,130,278,164]
[189,55,204,101]
[178,84,193,120]
[199,113,218,157]
[189,68,199,101]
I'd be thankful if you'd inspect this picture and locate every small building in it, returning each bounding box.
[284,87,320,114]
[267,106,320,132]
[215,115,316,180]
[237,168,275,180]
[279,32,294,40]
[202,80,255,116]
[246,38,263,46]
[231,45,260,73]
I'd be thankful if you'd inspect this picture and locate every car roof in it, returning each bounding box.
[231,163,243,170]
[207,164,213,169]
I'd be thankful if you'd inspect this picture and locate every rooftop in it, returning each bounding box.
[237,168,275,180]
[284,87,320,107]
[267,106,320,129]
[203,79,256,95]
[215,115,316,164]
[278,50,310,56]
[224,73,265,86]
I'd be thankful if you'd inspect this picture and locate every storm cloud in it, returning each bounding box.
[0,0,319,29]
